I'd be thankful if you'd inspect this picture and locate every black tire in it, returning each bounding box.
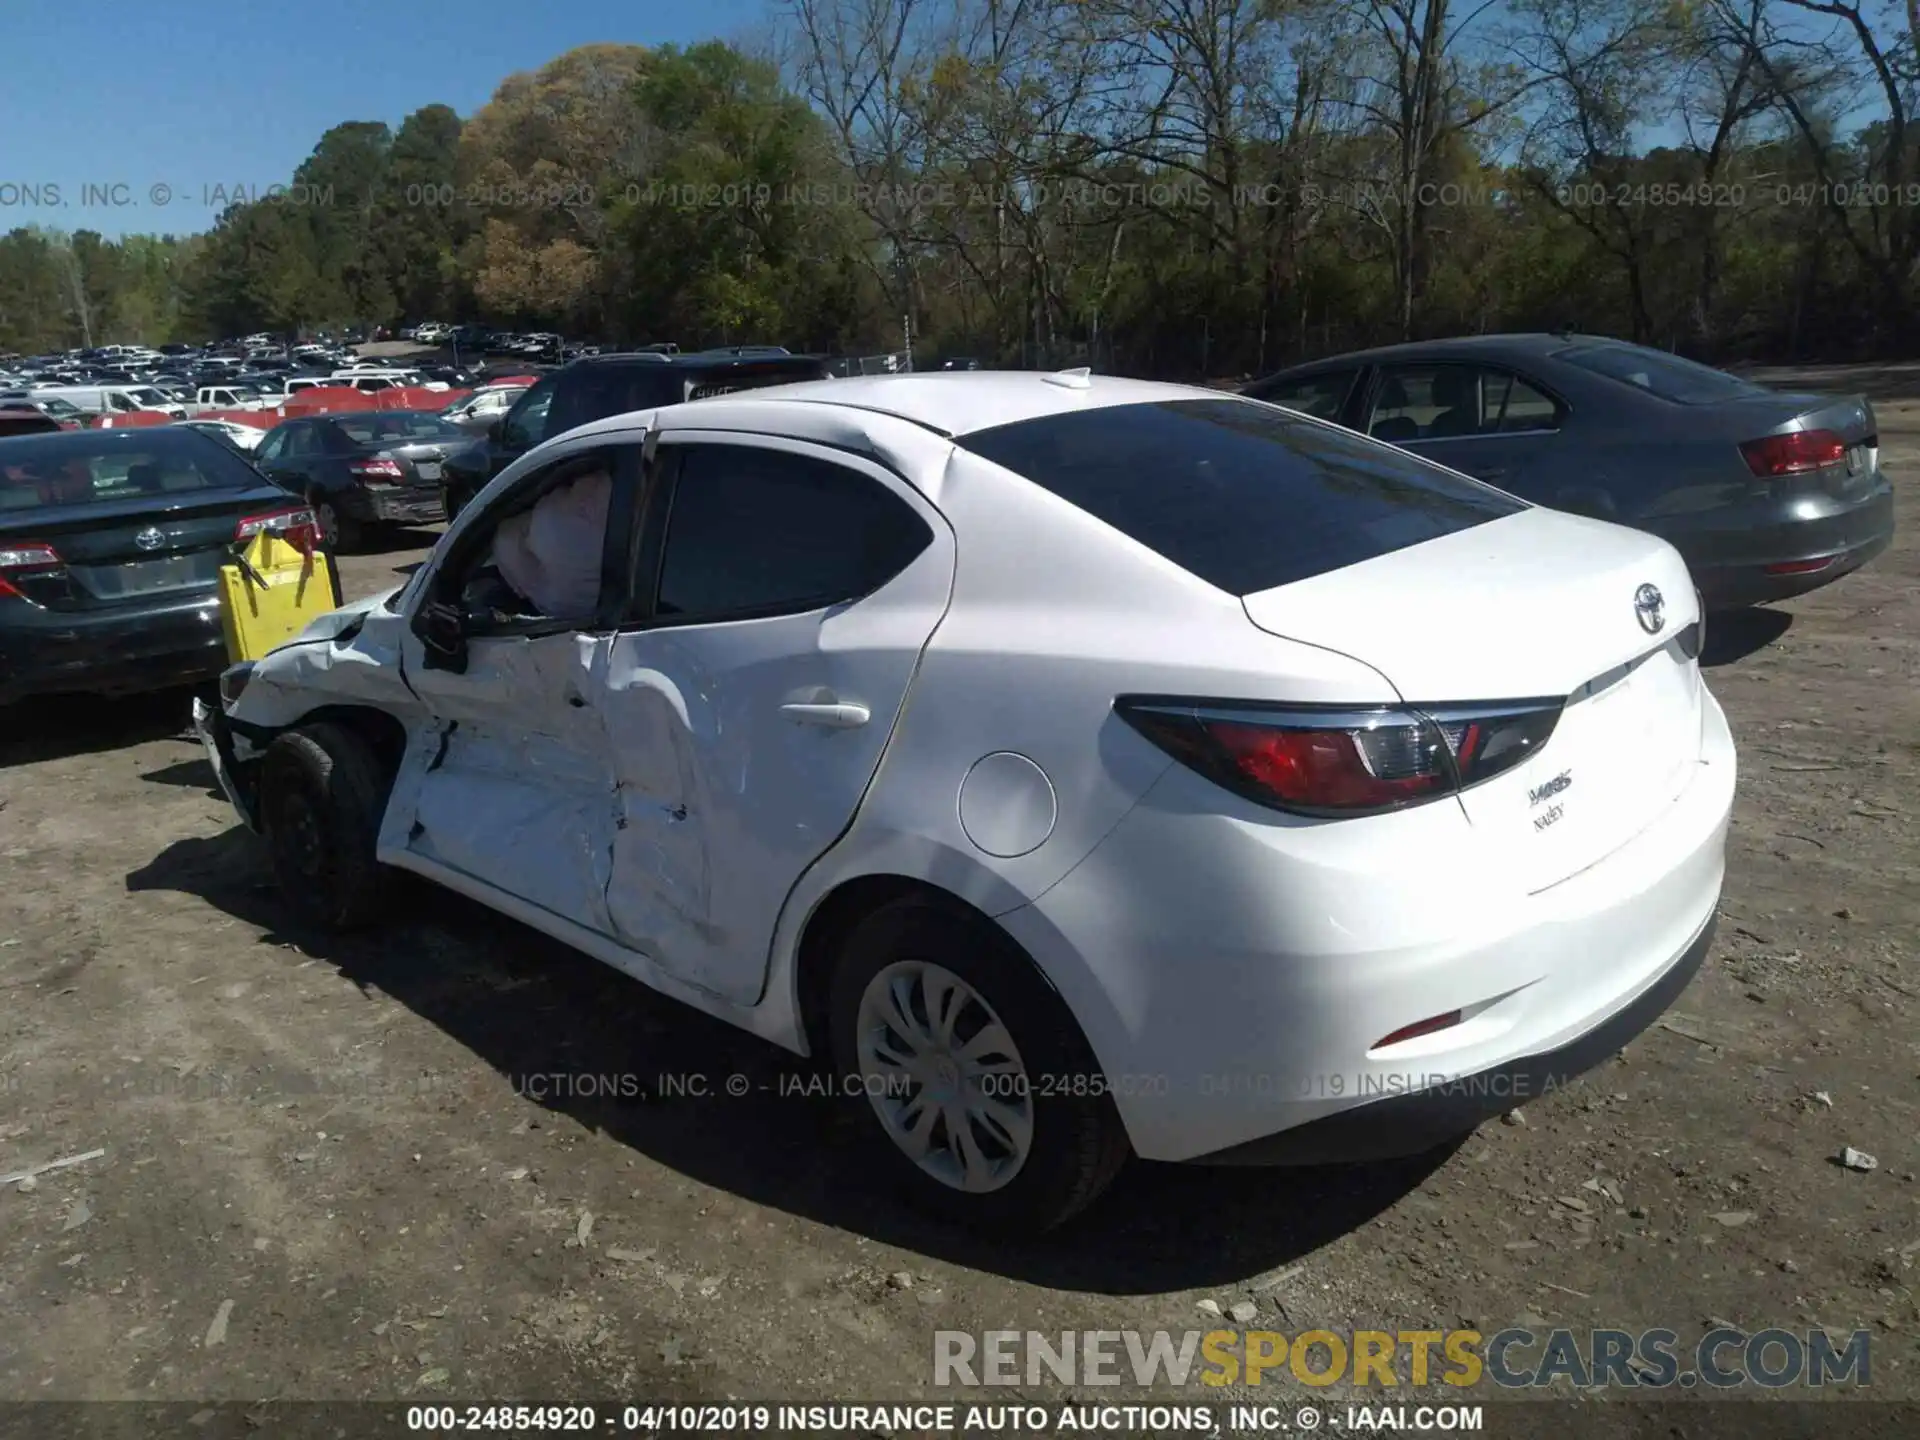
[827,897,1131,1234]
[259,721,396,930]
[311,495,363,552]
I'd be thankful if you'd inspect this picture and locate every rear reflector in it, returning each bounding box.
[1762,556,1837,576]
[1115,697,1563,818]
[1740,429,1846,477]
[1373,1010,1465,1050]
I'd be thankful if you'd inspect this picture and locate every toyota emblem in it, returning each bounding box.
[1634,583,1666,635]
[134,526,166,551]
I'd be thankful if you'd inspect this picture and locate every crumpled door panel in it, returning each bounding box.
[384,632,619,933]
[602,662,714,964]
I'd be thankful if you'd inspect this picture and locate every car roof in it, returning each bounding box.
[1263,332,1614,375]
[646,370,1222,438]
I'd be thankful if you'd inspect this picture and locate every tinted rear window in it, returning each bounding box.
[685,362,828,401]
[336,414,465,444]
[959,398,1524,595]
[0,431,259,510]
[1557,343,1768,404]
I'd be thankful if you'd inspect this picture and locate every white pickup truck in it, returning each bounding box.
[191,384,272,413]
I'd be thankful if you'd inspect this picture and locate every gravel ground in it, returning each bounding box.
[0,389,1914,1420]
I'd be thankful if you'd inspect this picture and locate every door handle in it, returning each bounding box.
[780,701,871,728]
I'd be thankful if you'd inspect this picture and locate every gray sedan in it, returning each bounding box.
[1243,334,1895,609]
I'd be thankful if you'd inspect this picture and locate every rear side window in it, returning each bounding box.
[960,398,1524,595]
[1367,364,1564,440]
[1557,343,1767,404]
[1245,369,1359,422]
[651,445,932,622]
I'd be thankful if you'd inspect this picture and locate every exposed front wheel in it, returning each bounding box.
[259,721,395,930]
[828,898,1131,1233]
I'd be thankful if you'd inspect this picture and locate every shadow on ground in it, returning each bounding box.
[0,685,211,770]
[139,755,222,795]
[1701,607,1793,667]
[127,827,1446,1294]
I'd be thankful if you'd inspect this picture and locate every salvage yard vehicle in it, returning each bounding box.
[253,411,485,549]
[0,427,316,704]
[194,372,1735,1232]
[1243,334,1895,609]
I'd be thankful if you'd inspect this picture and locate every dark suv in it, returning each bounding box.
[441,347,834,518]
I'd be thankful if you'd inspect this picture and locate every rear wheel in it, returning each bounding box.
[259,721,395,930]
[311,495,363,552]
[828,897,1131,1233]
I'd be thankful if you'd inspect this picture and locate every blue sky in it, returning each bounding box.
[0,0,771,239]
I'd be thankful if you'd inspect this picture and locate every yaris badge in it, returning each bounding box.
[1633,583,1665,635]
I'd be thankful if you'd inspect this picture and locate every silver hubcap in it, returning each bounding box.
[855,961,1034,1193]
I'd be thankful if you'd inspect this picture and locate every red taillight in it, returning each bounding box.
[235,506,320,555]
[1116,699,1563,818]
[1206,720,1452,812]
[0,540,64,600]
[350,457,404,483]
[1740,428,1847,477]
[1373,1010,1465,1050]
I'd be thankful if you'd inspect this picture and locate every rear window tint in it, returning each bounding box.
[0,432,256,510]
[959,398,1523,595]
[1557,343,1768,404]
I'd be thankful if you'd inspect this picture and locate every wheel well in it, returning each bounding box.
[793,875,1004,1057]
[292,704,408,778]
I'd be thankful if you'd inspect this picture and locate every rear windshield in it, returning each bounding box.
[1557,343,1769,404]
[684,363,827,401]
[335,414,465,444]
[959,398,1524,595]
[0,431,258,510]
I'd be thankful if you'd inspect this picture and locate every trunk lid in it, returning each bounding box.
[1,487,285,609]
[1241,507,1705,891]
[383,439,452,483]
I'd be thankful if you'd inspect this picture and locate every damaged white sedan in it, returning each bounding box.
[196,371,1735,1232]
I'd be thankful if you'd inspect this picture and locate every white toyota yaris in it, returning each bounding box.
[195,371,1735,1232]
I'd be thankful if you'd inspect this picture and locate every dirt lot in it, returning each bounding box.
[1,388,1915,1417]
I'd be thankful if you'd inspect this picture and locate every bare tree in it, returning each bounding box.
[784,0,939,324]
[1509,0,1676,341]
[1715,0,1920,341]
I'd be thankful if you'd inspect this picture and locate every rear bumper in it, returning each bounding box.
[998,690,1736,1165]
[1676,480,1894,609]
[1195,911,1715,1164]
[0,589,226,705]
[338,485,446,525]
